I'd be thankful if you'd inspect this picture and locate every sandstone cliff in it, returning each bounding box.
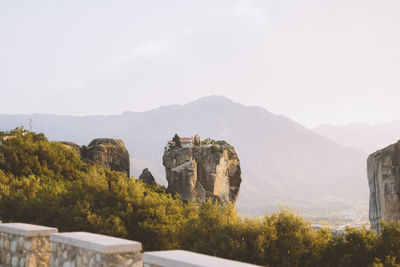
[163,140,241,205]
[62,138,130,177]
[368,140,400,232]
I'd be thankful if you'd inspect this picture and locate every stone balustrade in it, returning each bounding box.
[0,222,261,267]
[0,223,58,267]
[143,250,262,267]
[50,232,142,267]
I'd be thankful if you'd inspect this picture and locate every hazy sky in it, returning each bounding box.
[1,0,400,127]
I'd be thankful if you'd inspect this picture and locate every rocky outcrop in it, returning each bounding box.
[85,139,130,177]
[139,168,156,184]
[163,141,241,205]
[368,140,400,233]
[61,138,130,177]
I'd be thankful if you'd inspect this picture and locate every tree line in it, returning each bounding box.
[0,128,400,266]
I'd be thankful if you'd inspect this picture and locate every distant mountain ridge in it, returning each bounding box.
[0,96,368,215]
[313,120,400,154]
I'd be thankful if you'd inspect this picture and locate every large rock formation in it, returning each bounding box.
[368,140,400,232]
[163,140,241,205]
[62,138,130,177]
[139,168,156,184]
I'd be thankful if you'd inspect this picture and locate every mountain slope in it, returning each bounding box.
[313,121,400,154]
[0,96,368,215]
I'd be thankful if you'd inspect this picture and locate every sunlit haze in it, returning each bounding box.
[1,1,400,127]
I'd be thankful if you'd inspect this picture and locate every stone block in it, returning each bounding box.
[143,250,262,267]
[0,223,57,267]
[50,232,142,267]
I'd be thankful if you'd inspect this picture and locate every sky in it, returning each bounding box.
[1,0,400,128]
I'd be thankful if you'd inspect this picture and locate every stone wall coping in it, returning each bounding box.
[143,250,262,267]
[0,223,58,237]
[50,232,142,254]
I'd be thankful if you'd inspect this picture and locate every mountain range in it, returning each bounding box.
[0,96,369,216]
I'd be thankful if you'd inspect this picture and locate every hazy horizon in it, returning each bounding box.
[0,94,398,129]
[2,1,400,127]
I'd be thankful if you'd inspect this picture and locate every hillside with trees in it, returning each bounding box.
[0,96,368,216]
[1,128,400,266]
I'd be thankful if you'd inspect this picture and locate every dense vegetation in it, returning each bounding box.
[2,128,400,266]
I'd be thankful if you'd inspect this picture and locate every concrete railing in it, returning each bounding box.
[143,250,261,267]
[0,222,261,267]
[50,232,142,267]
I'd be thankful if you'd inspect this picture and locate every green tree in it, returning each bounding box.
[321,226,379,266]
[255,209,330,267]
[172,133,182,148]
[377,221,400,261]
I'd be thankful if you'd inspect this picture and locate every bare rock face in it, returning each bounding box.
[84,139,130,177]
[139,168,156,184]
[368,140,400,233]
[163,141,241,205]
[61,138,130,177]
